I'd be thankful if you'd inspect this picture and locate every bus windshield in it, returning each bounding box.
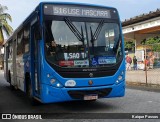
[45,19,122,68]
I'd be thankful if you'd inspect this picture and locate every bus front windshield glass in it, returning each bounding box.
[45,19,122,68]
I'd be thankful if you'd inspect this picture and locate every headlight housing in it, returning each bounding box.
[47,73,63,88]
[116,71,124,84]
[51,79,63,88]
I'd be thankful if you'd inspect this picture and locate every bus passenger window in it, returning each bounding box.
[17,30,23,55]
[24,26,30,53]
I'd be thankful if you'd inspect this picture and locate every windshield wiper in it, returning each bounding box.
[116,39,121,57]
[64,17,84,42]
[90,20,105,53]
[90,20,104,42]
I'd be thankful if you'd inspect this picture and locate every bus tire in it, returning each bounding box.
[8,71,14,90]
[26,79,39,106]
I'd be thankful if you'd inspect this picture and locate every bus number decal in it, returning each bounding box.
[69,53,80,59]
[64,53,86,60]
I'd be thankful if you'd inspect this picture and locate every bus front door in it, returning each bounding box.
[30,22,40,97]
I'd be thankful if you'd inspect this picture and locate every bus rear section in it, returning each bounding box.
[40,3,125,103]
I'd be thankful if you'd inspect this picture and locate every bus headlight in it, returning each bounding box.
[49,78,63,88]
[116,80,119,84]
[50,79,56,84]
[56,83,61,87]
[118,75,123,81]
[116,71,124,84]
[121,71,124,76]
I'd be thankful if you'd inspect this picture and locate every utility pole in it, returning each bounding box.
[144,46,148,86]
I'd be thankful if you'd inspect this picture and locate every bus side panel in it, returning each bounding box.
[12,39,17,87]
[4,45,8,81]
[23,53,30,93]
[8,42,13,85]
[16,55,25,91]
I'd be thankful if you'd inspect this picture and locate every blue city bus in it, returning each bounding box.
[4,2,125,104]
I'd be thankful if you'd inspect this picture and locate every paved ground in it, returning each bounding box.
[0,70,160,122]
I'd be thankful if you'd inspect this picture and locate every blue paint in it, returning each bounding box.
[4,2,125,104]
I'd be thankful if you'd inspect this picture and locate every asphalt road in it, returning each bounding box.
[0,70,160,122]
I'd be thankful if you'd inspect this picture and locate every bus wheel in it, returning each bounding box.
[8,72,14,90]
[27,83,39,106]
[27,83,32,98]
[10,83,14,90]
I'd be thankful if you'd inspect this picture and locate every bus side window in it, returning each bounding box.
[8,41,13,59]
[24,25,30,53]
[7,46,9,59]
[17,30,23,56]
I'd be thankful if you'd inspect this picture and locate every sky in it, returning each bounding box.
[1,0,160,30]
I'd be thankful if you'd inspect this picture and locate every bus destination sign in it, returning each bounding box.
[44,5,111,18]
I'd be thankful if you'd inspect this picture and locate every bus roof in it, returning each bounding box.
[6,5,39,43]
[40,2,117,10]
[6,2,117,44]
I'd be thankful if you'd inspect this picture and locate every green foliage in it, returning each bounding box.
[141,36,160,51]
[153,45,160,52]
[124,41,135,51]
[0,4,13,45]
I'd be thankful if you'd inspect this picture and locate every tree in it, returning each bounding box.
[141,36,160,51]
[124,40,135,51]
[0,4,13,45]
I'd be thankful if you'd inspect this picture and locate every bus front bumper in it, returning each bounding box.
[41,81,125,103]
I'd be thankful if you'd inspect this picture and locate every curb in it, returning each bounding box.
[126,82,160,93]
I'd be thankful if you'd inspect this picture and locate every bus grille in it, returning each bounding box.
[68,88,112,99]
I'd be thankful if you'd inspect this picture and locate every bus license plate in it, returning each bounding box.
[84,94,98,100]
